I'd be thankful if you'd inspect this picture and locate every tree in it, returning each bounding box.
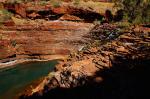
[113,0,150,24]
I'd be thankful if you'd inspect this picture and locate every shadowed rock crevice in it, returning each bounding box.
[20,59,150,99]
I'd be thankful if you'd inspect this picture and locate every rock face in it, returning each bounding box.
[15,3,26,18]
[20,24,150,99]
[4,3,26,18]
[4,2,103,22]
[1,1,106,64]
[0,21,94,62]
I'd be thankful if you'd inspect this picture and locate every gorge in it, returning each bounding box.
[0,0,150,99]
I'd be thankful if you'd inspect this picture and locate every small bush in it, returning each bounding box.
[74,0,80,5]
[116,21,131,28]
[49,0,61,8]
[6,0,24,4]
[39,1,48,6]
[114,9,124,21]
[52,1,61,8]
[0,9,13,23]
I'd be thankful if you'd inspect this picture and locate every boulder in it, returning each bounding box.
[59,14,83,21]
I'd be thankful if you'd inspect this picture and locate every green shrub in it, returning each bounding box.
[113,0,150,24]
[6,0,24,4]
[39,1,48,6]
[74,0,80,5]
[115,21,131,28]
[0,9,13,23]
[52,1,61,8]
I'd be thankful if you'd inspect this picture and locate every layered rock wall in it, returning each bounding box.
[0,21,94,62]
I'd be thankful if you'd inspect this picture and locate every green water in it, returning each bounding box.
[0,60,57,99]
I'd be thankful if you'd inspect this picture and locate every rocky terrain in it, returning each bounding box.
[19,24,150,99]
[0,0,115,66]
[0,0,150,99]
[1,0,108,66]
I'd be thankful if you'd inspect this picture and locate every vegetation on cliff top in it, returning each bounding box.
[113,0,150,24]
[1,0,149,25]
[0,9,13,24]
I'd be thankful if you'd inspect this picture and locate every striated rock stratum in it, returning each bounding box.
[0,21,94,63]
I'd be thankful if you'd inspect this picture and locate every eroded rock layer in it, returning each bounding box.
[0,21,94,62]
